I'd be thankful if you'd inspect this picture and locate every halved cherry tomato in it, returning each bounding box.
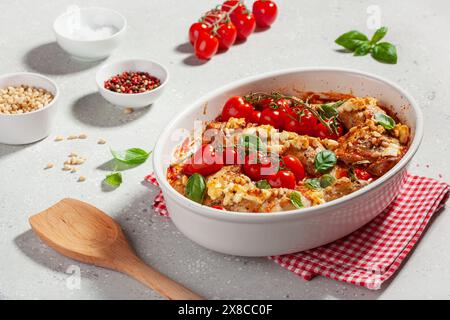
[353,168,372,180]
[221,96,253,121]
[194,32,219,60]
[260,108,284,129]
[221,0,246,15]
[315,120,344,140]
[243,152,277,181]
[267,170,296,189]
[281,155,305,181]
[189,22,211,45]
[231,13,256,40]
[216,22,237,50]
[253,0,278,28]
[182,144,223,176]
[249,110,262,124]
[211,205,226,210]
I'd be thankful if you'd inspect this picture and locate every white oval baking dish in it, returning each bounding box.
[153,67,423,257]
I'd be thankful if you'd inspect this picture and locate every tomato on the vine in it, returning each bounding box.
[221,0,246,16]
[202,9,227,25]
[216,22,237,50]
[243,152,277,181]
[189,22,212,45]
[267,170,296,189]
[315,120,344,140]
[194,32,219,60]
[249,110,262,124]
[283,108,317,135]
[221,96,253,121]
[353,168,372,181]
[182,144,223,176]
[281,155,305,181]
[231,13,256,40]
[253,0,278,28]
[255,97,275,110]
[260,108,284,129]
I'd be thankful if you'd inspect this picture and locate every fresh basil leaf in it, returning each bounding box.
[290,191,304,209]
[371,42,397,64]
[374,113,396,130]
[370,26,388,44]
[335,30,369,51]
[319,174,336,188]
[354,41,372,56]
[111,148,151,165]
[104,172,122,187]
[237,134,266,154]
[255,179,271,189]
[305,178,321,190]
[314,150,337,173]
[185,173,206,204]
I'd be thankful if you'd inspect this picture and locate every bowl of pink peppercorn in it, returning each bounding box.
[96,59,169,108]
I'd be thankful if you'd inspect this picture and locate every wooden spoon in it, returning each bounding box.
[29,198,203,300]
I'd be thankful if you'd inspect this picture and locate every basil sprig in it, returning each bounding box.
[335,26,397,64]
[185,173,206,204]
[374,113,396,130]
[255,179,271,189]
[111,148,151,165]
[314,150,337,173]
[104,172,122,187]
[290,191,304,209]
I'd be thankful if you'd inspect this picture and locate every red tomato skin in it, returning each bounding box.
[189,22,211,45]
[211,205,226,210]
[354,168,372,180]
[253,0,278,28]
[260,108,284,129]
[194,32,219,60]
[281,155,305,181]
[221,96,248,121]
[267,170,296,189]
[248,110,261,124]
[216,23,237,50]
[243,152,277,181]
[231,13,256,40]
[202,9,227,25]
[220,148,238,165]
[182,144,223,176]
[336,167,349,179]
[256,98,275,110]
[222,0,246,15]
[315,120,343,140]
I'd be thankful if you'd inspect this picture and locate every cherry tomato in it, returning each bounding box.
[211,205,226,210]
[222,0,246,15]
[336,167,349,179]
[182,144,223,176]
[189,22,211,45]
[231,13,256,40]
[255,97,275,110]
[221,96,253,121]
[353,168,372,180]
[281,155,305,181]
[315,120,344,140]
[249,110,261,124]
[202,9,227,25]
[275,98,291,110]
[194,32,219,60]
[216,22,237,50]
[260,108,284,129]
[267,170,296,189]
[283,108,317,135]
[243,152,277,181]
[253,0,278,28]
[219,148,239,165]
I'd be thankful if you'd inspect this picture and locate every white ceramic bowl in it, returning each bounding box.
[153,67,423,257]
[53,7,127,61]
[0,72,59,145]
[96,59,169,108]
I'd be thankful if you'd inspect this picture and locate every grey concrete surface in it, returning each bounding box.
[0,0,449,299]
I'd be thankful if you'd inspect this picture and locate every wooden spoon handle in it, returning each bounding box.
[119,258,203,300]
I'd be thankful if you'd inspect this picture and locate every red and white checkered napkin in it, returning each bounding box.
[144,173,449,290]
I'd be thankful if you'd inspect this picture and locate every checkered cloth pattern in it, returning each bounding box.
[144,173,449,290]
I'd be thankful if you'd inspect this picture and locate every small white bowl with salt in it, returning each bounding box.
[53,6,127,61]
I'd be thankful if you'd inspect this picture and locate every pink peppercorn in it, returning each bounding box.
[104,71,161,94]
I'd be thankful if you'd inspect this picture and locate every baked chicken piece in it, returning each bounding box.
[337,97,387,130]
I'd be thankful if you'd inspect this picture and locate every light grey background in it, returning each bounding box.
[0,0,449,299]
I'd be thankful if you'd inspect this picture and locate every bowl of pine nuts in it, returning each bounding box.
[0,72,59,145]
